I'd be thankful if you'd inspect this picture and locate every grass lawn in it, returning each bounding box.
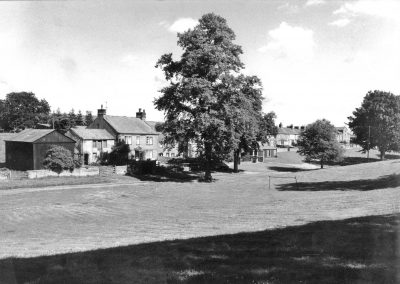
[0,175,138,190]
[1,214,398,284]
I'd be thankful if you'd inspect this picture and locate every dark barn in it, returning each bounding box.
[5,129,75,171]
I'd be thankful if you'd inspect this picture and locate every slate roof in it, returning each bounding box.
[277,128,301,135]
[70,126,115,140]
[5,129,60,143]
[104,116,158,135]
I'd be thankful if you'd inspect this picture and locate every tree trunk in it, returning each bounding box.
[233,149,240,173]
[320,160,324,169]
[380,150,385,160]
[204,142,212,182]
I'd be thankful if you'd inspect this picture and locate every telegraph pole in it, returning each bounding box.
[367,125,370,160]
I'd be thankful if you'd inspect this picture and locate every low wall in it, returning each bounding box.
[27,167,100,179]
[0,169,10,180]
[115,165,127,175]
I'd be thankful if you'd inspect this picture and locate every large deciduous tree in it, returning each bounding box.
[155,13,265,181]
[297,119,344,169]
[348,90,400,160]
[0,92,50,131]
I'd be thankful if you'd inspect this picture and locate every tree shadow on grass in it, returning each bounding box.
[1,214,398,284]
[130,169,200,183]
[268,166,316,172]
[277,174,400,191]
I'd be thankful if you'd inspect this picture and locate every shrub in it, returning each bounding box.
[109,141,130,165]
[43,145,74,174]
[129,160,157,175]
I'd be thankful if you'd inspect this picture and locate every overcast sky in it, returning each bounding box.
[0,0,399,126]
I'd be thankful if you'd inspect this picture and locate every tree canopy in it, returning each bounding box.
[348,90,400,159]
[0,92,50,131]
[154,13,266,180]
[297,119,344,168]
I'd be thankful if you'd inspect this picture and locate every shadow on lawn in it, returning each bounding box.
[277,174,400,191]
[130,170,200,183]
[1,214,399,284]
[268,166,315,172]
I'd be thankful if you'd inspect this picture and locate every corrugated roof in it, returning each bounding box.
[104,115,158,134]
[277,128,301,135]
[5,129,55,143]
[70,126,115,140]
[0,133,17,141]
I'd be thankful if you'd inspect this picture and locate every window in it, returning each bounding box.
[125,136,132,145]
[147,150,153,159]
[146,136,153,145]
[166,153,170,157]
[136,136,140,145]
[171,153,175,157]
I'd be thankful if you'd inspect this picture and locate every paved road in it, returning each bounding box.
[0,162,399,259]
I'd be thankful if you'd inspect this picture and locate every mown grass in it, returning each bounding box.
[1,214,398,284]
[0,175,136,190]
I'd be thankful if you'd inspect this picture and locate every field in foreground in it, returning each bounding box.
[1,214,399,284]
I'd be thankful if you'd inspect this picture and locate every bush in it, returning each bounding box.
[43,145,74,174]
[109,141,130,165]
[129,160,157,175]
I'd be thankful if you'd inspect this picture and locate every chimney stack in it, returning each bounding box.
[98,105,106,117]
[136,108,146,121]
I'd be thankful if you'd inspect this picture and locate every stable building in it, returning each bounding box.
[5,129,75,170]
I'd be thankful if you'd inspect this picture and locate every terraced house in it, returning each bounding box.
[88,107,160,160]
[66,126,115,165]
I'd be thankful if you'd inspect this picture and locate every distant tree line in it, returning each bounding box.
[0,92,94,133]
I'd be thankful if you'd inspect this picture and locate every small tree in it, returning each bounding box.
[297,119,344,168]
[43,145,74,174]
[109,140,131,165]
[85,111,94,126]
[68,109,77,128]
[75,110,85,126]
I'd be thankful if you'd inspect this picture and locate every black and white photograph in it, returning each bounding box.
[0,0,399,283]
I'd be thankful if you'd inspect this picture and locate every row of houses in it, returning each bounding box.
[0,107,184,170]
[0,106,352,170]
[275,125,352,147]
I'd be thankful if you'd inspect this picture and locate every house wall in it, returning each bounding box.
[336,129,351,144]
[118,134,159,160]
[276,133,300,146]
[5,142,34,170]
[82,139,114,164]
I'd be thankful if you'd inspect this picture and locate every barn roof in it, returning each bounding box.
[4,129,75,143]
[104,115,158,135]
[70,126,115,140]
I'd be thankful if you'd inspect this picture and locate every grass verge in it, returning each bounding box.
[0,175,136,190]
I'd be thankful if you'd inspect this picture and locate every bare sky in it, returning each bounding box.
[0,0,399,126]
